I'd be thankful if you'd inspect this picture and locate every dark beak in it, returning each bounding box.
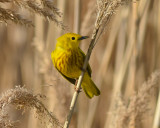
[78,36,89,40]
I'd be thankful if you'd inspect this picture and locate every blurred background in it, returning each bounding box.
[0,0,160,128]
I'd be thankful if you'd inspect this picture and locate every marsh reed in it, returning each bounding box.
[0,0,160,128]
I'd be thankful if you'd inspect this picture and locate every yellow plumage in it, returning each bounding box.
[51,33,100,98]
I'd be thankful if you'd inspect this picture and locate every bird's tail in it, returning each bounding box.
[82,74,100,99]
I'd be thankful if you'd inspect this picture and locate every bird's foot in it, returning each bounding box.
[74,79,82,93]
[74,86,82,93]
[75,79,78,86]
[75,79,82,88]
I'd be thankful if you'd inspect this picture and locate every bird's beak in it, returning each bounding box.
[78,36,89,40]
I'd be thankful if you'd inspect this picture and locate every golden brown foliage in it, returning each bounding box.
[0,86,62,128]
[114,71,160,128]
[0,0,159,128]
[0,0,66,29]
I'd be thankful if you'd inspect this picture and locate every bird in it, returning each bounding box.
[51,33,100,98]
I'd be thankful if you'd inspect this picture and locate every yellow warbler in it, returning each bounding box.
[51,33,100,98]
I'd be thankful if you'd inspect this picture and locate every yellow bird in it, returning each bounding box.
[51,33,100,98]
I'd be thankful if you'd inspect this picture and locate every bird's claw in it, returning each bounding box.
[74,86,82,93]
[74,79,82,93]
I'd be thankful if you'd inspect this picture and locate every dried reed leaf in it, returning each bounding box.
[0,86,62,128]
[0,7,33,26]
[41,0,62,17]
[0,0,10,2]
[26,1,66,29]
[0,0,66,29]
[92,0,131,46]
[81,0,96,35]
[115,71,160,128]
[0,114,17,128]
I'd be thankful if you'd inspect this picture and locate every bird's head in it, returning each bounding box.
[56,33,89,49]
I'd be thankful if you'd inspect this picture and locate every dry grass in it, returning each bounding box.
[0,0,160,128]
[114,71,160,128]
[0,7,33,27]
[0,0,66,29]
[0,86,62,128]
[64,0,130,127]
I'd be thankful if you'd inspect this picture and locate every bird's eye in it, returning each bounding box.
[71,37,75,40]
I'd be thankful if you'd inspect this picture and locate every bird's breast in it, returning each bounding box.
[53,49,81,78]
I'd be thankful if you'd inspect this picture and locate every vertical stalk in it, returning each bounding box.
[63,23,99,128]
[84,10,123,128]
[152,89,160,128]
[152,0,160,128]
[104,1,138,128]
[63,0,81,127]
[124,0,138,97]
[28,13,44,128]
[74,0,80,33]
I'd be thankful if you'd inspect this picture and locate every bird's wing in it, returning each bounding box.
[56,67,76,85]
[52,50,76,85]
[78,48,92,77]
[54,48,92,85]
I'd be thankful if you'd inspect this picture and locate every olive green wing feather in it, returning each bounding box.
[56,67,76,85]
[52,51,76,85]
[78,48,92,77]
[53,48,92,84]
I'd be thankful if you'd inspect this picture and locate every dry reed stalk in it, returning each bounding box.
[0,7,33,26]
[63,0,130,128]
[45,21,58,52]
[0,0,10,2]
[152,89,160,128]
[124,1,138,97]
[136,0,150,58]
[44,0,71,124]
[84,9,124,128]
[33,14,45,91]
[74,0,80,34]
[0,0,66,29]
[115,71,160,128]
[115,8,128,79]
[158,0,160,46]
[73,0,83,127]
[40,0,62,17]
[78,1,96,128]
[125,0,150,97]
[103,8,128,128]
[104,1,139,128]
[46,0,67,54]
[0,86,62,128]
[104,8,127,127]
[31,0,72,125]
[27,5,45,127]
[156,0,160,70]
[30,0,69,122]
[80,0,96,36]
[113,1,138,97]
[25,1,65,29]
[126,0,150,99]
[152,1,160,127]
[100,9,125,79]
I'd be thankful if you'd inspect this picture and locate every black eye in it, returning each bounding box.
[71,37,75,40]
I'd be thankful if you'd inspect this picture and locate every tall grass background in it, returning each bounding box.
[0,0,160,128]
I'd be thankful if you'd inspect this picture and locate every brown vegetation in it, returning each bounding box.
[0,0,159,128]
